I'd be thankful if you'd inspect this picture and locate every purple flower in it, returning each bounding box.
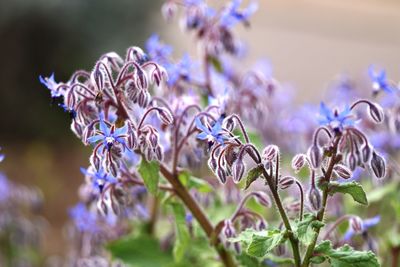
[146,34,172,64]
[195,117,227,145]
[80,167,117,192]
[343,215,380,241]
[368,66,396,94]
[88,115,128,151]
[318,102,354,131]
[165,54,194,86]
[0,173,10,203]
[39,72,63,98]
[69,203,98,233]
[220,0,258,27]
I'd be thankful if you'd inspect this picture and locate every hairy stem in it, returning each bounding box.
[302,134,341,267]
[159,164,236,267]
[262,168,301,267]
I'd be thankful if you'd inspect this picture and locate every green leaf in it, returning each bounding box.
[236,253,261,267]
[209,56,223,73]
[138,159,160,195]
[170,202,191,262]
[178,171,213,193]
[293,214,324,246]
[314,241,380,267]
[328,181,368,205]
[244,165,263,190]
[107,235,174,267]
[231,228,287,258]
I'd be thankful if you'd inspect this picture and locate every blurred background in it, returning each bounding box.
[0,0,399,259]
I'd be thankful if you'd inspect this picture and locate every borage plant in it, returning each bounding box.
[39,1,398,266]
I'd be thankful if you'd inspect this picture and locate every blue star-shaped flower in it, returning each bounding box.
[343,216,380,241]
[195,117,227,145]
[69,203,98,233]
[146,34,173,64]
[318,102,354,131]
[368,66,395,94]
[39,72,62,98]
[87,115,128,151]
[80,167,117,192]
[220,0,258,27]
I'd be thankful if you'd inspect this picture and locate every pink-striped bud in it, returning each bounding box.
[368,102,384,124]
[333,164,352,179]
[279,176,295,190]
[252,191,271,207]
[262,145,279,161]
[291,154,306,171]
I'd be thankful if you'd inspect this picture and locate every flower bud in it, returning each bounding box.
[252,191,271,207]
[347,153,357,171]
[258,220,267,230]
[224,117,236,132]
[161,1,177,21]
[278,176,295,190]
[368,102,384,124]
[216,167,227,184]
[157,107,174,125]
[370,151,386,178]
[208,157,217,172]
[223,220,235,238]
[361,144,372,163]
[307,145,322,169]
[349,216,363,233]
[135,69,148,91]
[148,131,159,148]
[333,164,352,179]
[291,154,306,171]
[155,146,163,161]
[232,159,245,183]
[262,145,279,161]
[90,153,101,171]
[308,187,321,211]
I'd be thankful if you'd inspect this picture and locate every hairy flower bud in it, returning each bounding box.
[252,191,271,207]
[216,167,227,184]
[291,154,306,171]
[90,153,101,171]
[333,164,352,179]
[223,220,235,238]
[258,220,267,230]
[347,153,357,171]
[262,145,279,162]
[279,176,295,190]
[232,159,245,183]
[370,151,386,178]
[361,144,372,163]
[349,216,363,233]
[368,102,384,124]
[161,1,177,21]
[307,145,322,169]
[308,187,321,211]
[154,146,163,161]
[148,131,159,148]
[208,157,217,172]
[157,107,174,125]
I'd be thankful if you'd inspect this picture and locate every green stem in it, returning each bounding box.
[301,135,341,267]
[262,168,301,267]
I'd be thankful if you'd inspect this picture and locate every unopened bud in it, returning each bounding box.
[216,167,227,184]
[347,153,357,171]
[349,216,364,233]
[232,159,245,183]
[308,187,321,211]
[157,107,174,125]
[333,164,352,179]
[308,145,322,169]
[368,102,384,124]
[291,154,306,171]
[161,1,177,21]
[223,220,235,238]
[361,144,372,163]
[252,191,271,207]
[370,151,386,178]
[279,176,295,190]
[208,157,217,172]
[262,145,279,161]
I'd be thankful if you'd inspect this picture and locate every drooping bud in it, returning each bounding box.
[347,153,357,171]
[333,164,352,179]
[262,145,279,162]
[360,144,372,163]
[307,145,322,169]
[161,1,177,21]
[278,176,295,190]
[223,220,235,238]
[258,220,267,230]
[157,107,174,125]
[148,131,159,148]
[370,151,386,178]
[216,167,227,184]
[232,159,245,183]
[368,102,384,124]
[291,154,306,171]
[308,187,322,211]
[208,157,217,172]
[224,117,236,132]
[90,153,101,171]
[349,216,364,233]
[252,191,271,207]
[154,146,163,161]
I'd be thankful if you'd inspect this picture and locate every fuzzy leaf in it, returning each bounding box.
[293,214,324,246]
[244,165,263,189]
[313,241,379,267]
[328,181,368,205]
[138,159,160,195]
